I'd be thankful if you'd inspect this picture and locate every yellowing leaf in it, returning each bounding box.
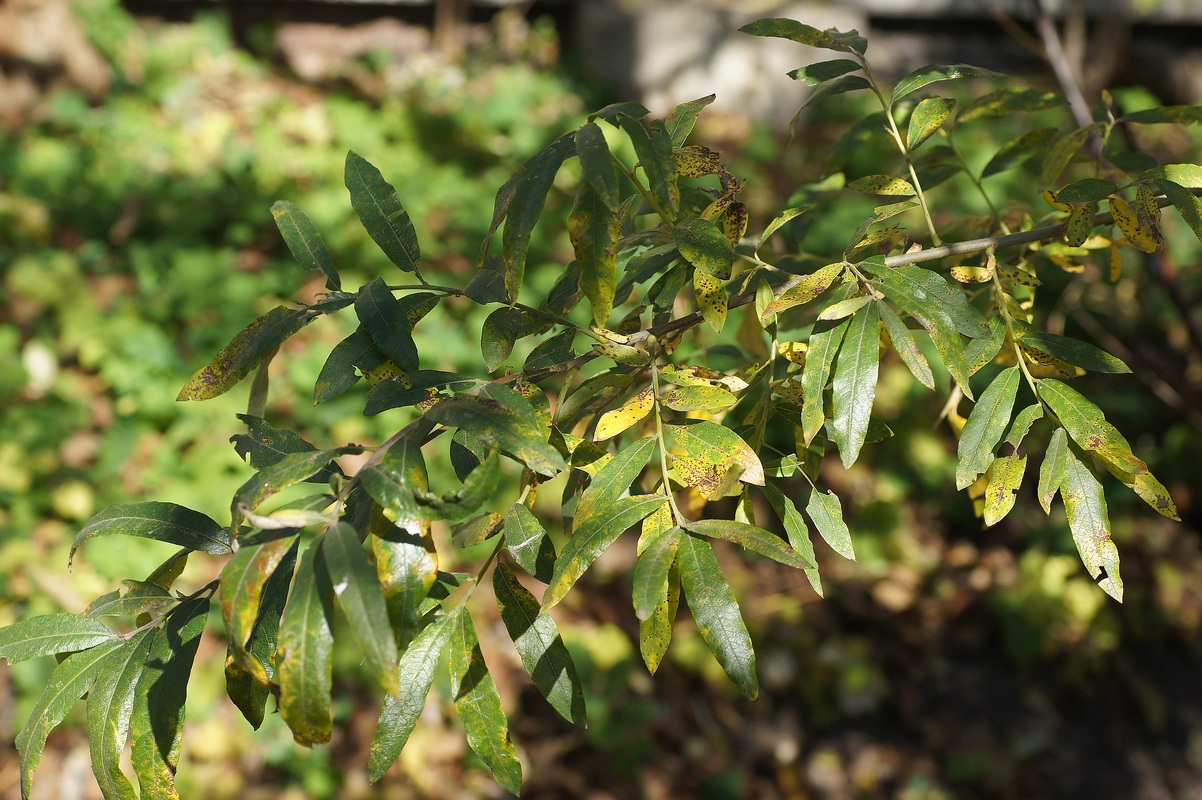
[1109,194,1159,253]
[693,267,728,333]
[1064,203,1095,247]
[594,386,654,441]
[983,453,1026,526]
[847,174,916,196]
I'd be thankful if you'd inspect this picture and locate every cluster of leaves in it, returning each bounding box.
[3,15,1200,797]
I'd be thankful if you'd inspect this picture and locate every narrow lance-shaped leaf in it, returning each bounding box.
[878,300,934,390]
[789,58,863,85]
[800,313,850,445]
[178,306,312,401]
[233,448,354,528]
[1019,332,1130,374]
[322,522,399,696]
[956,367,1020,490]
[449,607,523,795]
[891,63,1005,103]
[740,17,866,55]
[0,614,115,663]
[668,420,765,486]
[677,531,758,700]
[806,488,855,560]
[314,327,373,404]
[1005,403,1045,449]
[271,200,340,290]
[424,388,566,478]
[358,434,429,524]
[1038,379,1146,475]
[676,216,733,279]
[575,121,620,209]
[686,519,814,569]
[129,596,209,800]
[231,414,341,483]
[543,495,667,612]
[356,277,419,371]
[372,515,438,652]
[71,502,230,568]
[501,132,576,301]
[345,150,422,275]
[569,181,620,327]
[762,483,822,595]
[219,534,298,675]
[907,96,955,151]
[830,301,880,469]
[1038,427,1069,514]
[984,453,1027,527]
[693,266,728,333]
[369,610,454,782]
[1154,179,1202,244]
[495,563,587,726]
[1060,445,1124,602]
[619,115,679,220]
[665,93,716,146]
[87,629,156,800]
[17,639,123,798]
[981,127,1059,178]
[633,525,682,621]
[277,543,334,746]
[576,436,657,524]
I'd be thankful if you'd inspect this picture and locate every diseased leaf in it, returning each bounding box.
[801,314,850,444]
[762,483,822,595]
[805,489,855,560]
[17,640,123,798]
[633,525,682,621]
[1005,404,1045,449]
[665,94,716,147]
[576,436,657,524]
[1056,178,1118,204]
[686,519,814,569]
[1020,332,1130,374]
[233,448,353,528]
[569,182,621,327]
[178,306,312,401]
[372,514,438,651]
[1141,163,1202,188]
[494,563,586,726]
[1060,446,1123,602]
[87,629,155,800]
[369,611,454,781]
[907,96,955,151]
[313,327,373,403]
[219,535,298,671]
[668,420,765,486]
[322,522,398,696]
[660,384,737,412]
[502,132,576,300]
[1038,379,1146,475]
[956,367,1020,490]
[1040,124,1103,187]
[958,87,1065,122]
[984,453,1026,526]
[87,582,174,619]
[71,502,230,568]
[693,266,728,333]
[818,293,871,321]
[359,435,429,525]
[830,301,880,469]
[449,608,523,795]
[356,277,419,371]
[278,543,335,746]
[129,596,209,800]
[740,17,866,55]
[878,300,934,390]
[231,414,341,484]
[892,63,1004,103]
[424,386,565,477]
[1121,105,1202,125]
[345,151,421,274]
[1155,179,1202,244]
[762,262,845,317]
[543,495,666,612]
[271,200,340,290]
[676,216,733,279]
[847,174,915,196]
[0,614,115,664]
[575,121,620,209]
[594,385,654,441]
[677,532,758,700]
[619,116,679,221]
[1038,427,1069,514]
[982,127,1058,178]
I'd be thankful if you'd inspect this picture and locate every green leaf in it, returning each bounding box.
[503,502,555,583]
[801,75,873,111]
[313,327,372,403]
[449,607,523,795]
[129,596,209,800]
[219,534,298,670]
[501,132,576,301]
[231,414,339,483]
[359,435,429,525]
[1040,123,1103,187]
[575,121,620,209]
[372,517,438,651]
[480,306,547,373]
[676,216,733,279]
[686,519,814,569]
[660,384,737,412]
[762,483,822,595]
[762,261,845,317]
[1019,332,1130,374]
[740,17,865,55]
[907,96,955,151]
[633,525,682,621]
[588,100,650,125]
[958,87,1065,123]
[345,150,421,275]
[278,543,334,745]
[178,306,312,401]
[569,181,621,327]
[892,63,1004,103]
[524,329,578,373]
[424,386,565,477]
[543,495,666,612]
[1141,164,1202,189]
[805,489,855,560]
[271,200,340,290]
[369,610,454,781]
[830,301,880,468]
[788,58,862,85]
[233,448,352,527]
[322,522,399,696]
[1005,403,1045,449]
[1121,105,1202,125]
[847,174,916,196]
[983,453,1026,527]
[1154,179,1202,244]
[668,420,765,486]
[1055,178,1119,204]
[878,300,934,390]
[71,502,230,568]
[755,206,809,256]
[576,436,657,523]
[665,94,716,147]
[956,367,1020,490]
[87,629,155,800]
[1038,427,1069,514]
[413,452,500,524]
[87,581,174,619]
[17,639,123,797]
[1038,379,1146,475]
[800,315,850,445]
[677,532,758,700]
[363,369,474,416]
[981,127,1058,178]
[356,277,419,371]
[1060,446,1123,602]
[0,614,115,664]
[636,505,679,673]
[619,116,679,221]
[494,563,586,726]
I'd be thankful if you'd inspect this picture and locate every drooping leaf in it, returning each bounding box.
[677,532,758,700]
[413,452,500,524]
[345,150,421,275]
[17,639,123,798]
[1154,179,1202,244]
[322,522,399,695]
[805,489,855,560]
[958,87,1066,122]
[178,306,312,401]
[313,327,374,403]
[668,420,765,486]
[619,116,679,221]
[271,200,340,290]
[740,17,866,55]
[594,386,654,442]
[800,314,850,444]
[762,483,822,595]
[983,453,1027,527]
[575,436,657,524]
[686,519,814,569]
[847,174,916,196]
[633,525,682,621]
[232,448,353,528]
[692,266,728,333]
[128,596,209,800]
[480,306,549,373]
[1038,379,1146,475]
[424,386,565,477]
[356,277,419,371]
[891,63,1005,103]
[503,503,556,583]
[277,543,335,746]
[543,495,666,612]
[675,216,733,279]
[575,121,620,209]
[588,100,650,125]
[449,607,523,795]
[219,535,298,676]
[1019,332,1130,374]
[1038,427,1069,514]
[369,610,454,781]
[788,58,863,85]
[494,563,586,726]
[761,261,845,317]
[569,182,621,327]
[981,127,1058,178]
[956,367,1021,490]
[525,328,578,374]
[830,301,880,468]
[87,629,155,800]
[371,514,438,651]
[665,94,716,146]
[1005,403,1045,449]
[1060,446,1123,602]
[878,300,934,390]
[907,96,955,151]
[0,614,115,664]
[71,502,230,568]
[501,132,576,301]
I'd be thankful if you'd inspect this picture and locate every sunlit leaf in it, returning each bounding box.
[501,132,576,301]
[323,522,398,695]
[575,121,620,209]
[956,367,1020,490]
[762,262,845,317]
[830,302,880,468]
[1038,379,1146,475]
[788,58,862,85]
[594,386,654,441]
[87,629,155,800]
[800,314,850,444]
[220,535,298,676]
[892,63,1004,103]
[1060,446,1123,602]
[983,453,1026,527]
[805,489,855,560]
[569,182,620,327]
[761,483,822,595]
[233,448,353,528]
[847,174,915,196]
[676,216,733,279]
[271,200,340,290]
[1019,332,1130,374]
[958,87,1065,123]
[278,543,334,746]
[665,94,716,147]
[686,519,814,569]
[576,436,657,524]
[345,150,421,275]
[1038,427,1068,514]
[424,385,565,477]
[503,503,555,583]
[878,300,934,390]
[231,414,341,484]
[1120,105,1202,125]
[907,96,955,151]
[668,420,765,486]
[693,266,728,333]
[0,614,115,664]
[660,384,737,412]
[178,306,312,401]
[71,502,230,568]
[1005,403,1045,449]
[1154,179,1202,244]
[740,17,865,55]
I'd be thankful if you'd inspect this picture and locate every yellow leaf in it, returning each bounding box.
[984,453,1027,526]
[594,386,654,441]
[693,268,728,333]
